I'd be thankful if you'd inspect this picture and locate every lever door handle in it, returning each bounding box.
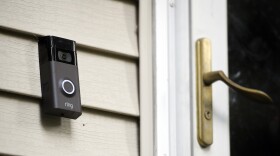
[203,71,272,103]
[196,38,272,147]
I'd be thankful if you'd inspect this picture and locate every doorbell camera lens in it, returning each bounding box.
[58,51,72,63]
[38,36,82,119]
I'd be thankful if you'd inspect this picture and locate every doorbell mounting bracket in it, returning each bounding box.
[38,36,82,119]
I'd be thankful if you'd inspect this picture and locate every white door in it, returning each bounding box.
[154,0,230,156]
[154,0,230,155]
[153,0,277,156]
[190,0,276,155]
[190,0,230,155]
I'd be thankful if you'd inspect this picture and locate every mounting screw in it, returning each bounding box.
[169,0,175,7]
[204,111,212,120]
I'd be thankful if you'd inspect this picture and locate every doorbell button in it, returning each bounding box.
[62,79,75,95]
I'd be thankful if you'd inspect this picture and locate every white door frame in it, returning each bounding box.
[153,0,193,156]
[139,0,193,156]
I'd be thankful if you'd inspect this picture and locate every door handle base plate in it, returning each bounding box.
[196,38,213,147]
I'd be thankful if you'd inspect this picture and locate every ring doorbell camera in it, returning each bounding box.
[38,36,82,119]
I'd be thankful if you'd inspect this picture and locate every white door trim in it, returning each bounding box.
[139,0,154,156]
[154,0,170,155]
[140,0,193,155]
[153,0,192,155]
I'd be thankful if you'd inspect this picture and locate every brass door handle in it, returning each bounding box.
[203,71,272,103]
[196,38,272,147]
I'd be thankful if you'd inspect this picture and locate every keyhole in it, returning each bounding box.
[204,111,212,120]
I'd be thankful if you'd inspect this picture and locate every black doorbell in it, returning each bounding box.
[38,36,82,119]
